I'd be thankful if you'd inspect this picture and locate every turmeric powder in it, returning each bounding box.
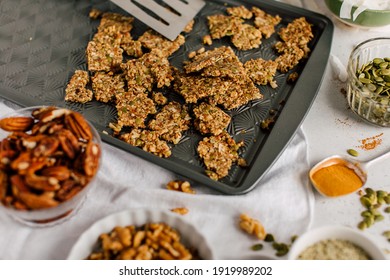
[311,164,363,197]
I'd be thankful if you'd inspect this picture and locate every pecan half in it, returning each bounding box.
[58,129,80,159]
[83,141,101,177]
[18,191,59,209]
[33,136,60,157]
[0,116,34,132]
[0,169,7,200]
[41,166,71,181]
[65,112,93,141]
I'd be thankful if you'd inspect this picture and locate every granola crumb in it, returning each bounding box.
[166,180,196,194]
[239,213,266,240]
[171,207,189,215]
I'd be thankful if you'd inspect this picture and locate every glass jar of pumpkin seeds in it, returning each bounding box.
[347,37,390,127]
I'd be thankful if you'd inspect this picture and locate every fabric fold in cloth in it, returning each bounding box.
[0,101,314,260]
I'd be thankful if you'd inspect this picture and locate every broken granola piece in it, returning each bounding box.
[244,58,278,88]
[171,207,189,215]
[116,91,156,128]
[201,50,246,79]
[65,70,93,103]
[148,102,191,144]
[120,129,171,158]
[207,14,243,39]
[141,49,174,88]
[208,77,262,110]
[86,39,123,72]
[197,131,243,180]
[173,73,230,104]
[121,59,153,93]
[89,8,102,19]
[274,45,304,73]
[184,46,235,74]
[152,92,168,106]
[239,213,266,240]
[252,7,281,39]
[231,23,262,50]
[91,72,125,103]
[278,17,313,56]
[166,180,195,194]
[138,30,185,57]
[227,5,253,19]
[120,33,143,58]
[193,103,231,135]
[183,19,195,33]
[97,12,134,35]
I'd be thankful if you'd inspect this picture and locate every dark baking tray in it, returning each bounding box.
[0,0,333,194]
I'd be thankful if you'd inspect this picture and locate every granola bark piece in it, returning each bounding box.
[173,73,230,104]
[231,23,262,51]
[244,58,278,88]
[184,46,235,74]
[193,103,231,135]
[120,129,171,158]
[97,12,134,35]
[197,131,243,180]
[141,49,174,88]
[121,59,153,93]
[207,14,243,39]
[274,45,305,73]
[138,30,185,57]
[148,102,191,144]
[116,91,157,128]
[91,72,125,103]
[86,39,123,72]
[201,51,246,79]
[278,17,313,56]
[65,70,93,103]
[183,19,195,33]
[208,77,262,110]
[252,7,281,39]
[226,5,253,19]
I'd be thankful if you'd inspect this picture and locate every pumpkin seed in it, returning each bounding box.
[251,243,263,251]
[264,234,275,242]
[383,231,390,239]
[360,196,372,208]
[347,148,359,157]
[358,221,367,230]
[384,206,390,213]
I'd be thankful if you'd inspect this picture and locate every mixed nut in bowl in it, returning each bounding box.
[288,225,386,260]
[0,106,101,226]
[67,208,214,260]
[347,37,390,127]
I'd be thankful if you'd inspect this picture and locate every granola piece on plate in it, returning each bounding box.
[116,91,156,128]
[231,23,262,50]
[252,7,281,39]
[207,14,243,39]
[91,72,125,103]
[138,30,185,57]
[226,5,253,19]
[148,102,191,144]
[120,129,171,158]
[197,131,243,180]
[65,70,93,103]
[244,58,278,88]
[193,103,231,135]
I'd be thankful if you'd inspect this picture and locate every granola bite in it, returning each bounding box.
[116,91,157,129]
[252,7,281,39]
[274,45,305,73]
[207,14,243,39]
[197,131,243,180]
[120,129,171,158]
[120,34,143,58]
[65,70,93,103]
[184,46,234,74]
[97,12,134,35]
[138,30,185,57]
[244,58,278,88]
[193,103,231,135]
[148,102,191,144]
[91,72,125,103]
[171,207,189,215]
[166,180,196,194]
[227,5,253,19]
[239,213,266,240]
[86,39,123,72]
[231,23,262,50]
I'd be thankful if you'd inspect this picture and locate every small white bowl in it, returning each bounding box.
[288,225,386,260]
[67,208,214,260]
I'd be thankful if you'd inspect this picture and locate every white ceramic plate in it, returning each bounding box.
[288,225,386,260]
[67,208,214,260]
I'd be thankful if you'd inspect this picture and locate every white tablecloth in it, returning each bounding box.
[0,98,314,259]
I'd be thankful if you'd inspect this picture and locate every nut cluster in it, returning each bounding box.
[86,223,194,260]
[166,180,196,194]
[0,107,100,211]
[239,213,266,240]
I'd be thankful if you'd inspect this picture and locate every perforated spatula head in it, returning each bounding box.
[110,0,205,41]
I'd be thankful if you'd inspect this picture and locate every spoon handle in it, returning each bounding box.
[364,149,390,169]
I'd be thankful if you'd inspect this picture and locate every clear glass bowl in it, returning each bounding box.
[0,106,102,227]
[347,37,390,127]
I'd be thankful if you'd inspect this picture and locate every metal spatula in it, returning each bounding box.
[110,0,205,41]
